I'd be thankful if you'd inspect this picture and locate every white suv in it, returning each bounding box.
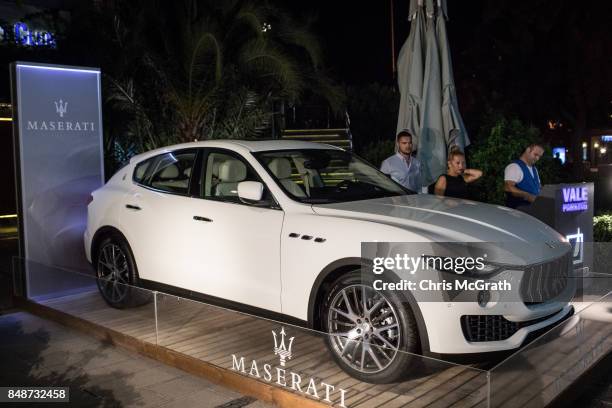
[84,140,574,383]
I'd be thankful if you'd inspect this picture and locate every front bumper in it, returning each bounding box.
[415,249,576,354]
[426,305,576,364]
[422,302,575,354]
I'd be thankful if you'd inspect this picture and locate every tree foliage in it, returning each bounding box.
[593,214,612,242]
[346,83,399,161]
[358,139,395,169]
[61,0,341,173]
[467,112,565,204]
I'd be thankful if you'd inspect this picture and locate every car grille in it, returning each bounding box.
[520,252,571,305]
[461,313,556,342]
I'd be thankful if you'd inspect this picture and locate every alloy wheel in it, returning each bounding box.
[97,243,130,304]
[327,284,401,373]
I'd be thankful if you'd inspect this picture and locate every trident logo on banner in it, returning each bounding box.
[54,99,68,118]
[272,327,295,366]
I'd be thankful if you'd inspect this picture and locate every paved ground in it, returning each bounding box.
[557,353,612,408]
[0,310,275,408]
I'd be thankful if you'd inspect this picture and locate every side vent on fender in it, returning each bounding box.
[288,233,326,243]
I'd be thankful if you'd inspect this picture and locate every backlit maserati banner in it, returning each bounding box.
[11,62,104,298]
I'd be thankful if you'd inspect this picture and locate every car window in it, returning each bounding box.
[143,151,196,195]
[201,151,263,203]
[133,158,153,183]
[255,149,409,203]
[199,150,281,208]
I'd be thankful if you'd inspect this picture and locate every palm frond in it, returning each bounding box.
[238,38,303,100]
[189,30,223,85]
[273,14,323,69]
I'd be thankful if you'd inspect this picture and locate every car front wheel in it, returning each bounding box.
[323,271,419,383]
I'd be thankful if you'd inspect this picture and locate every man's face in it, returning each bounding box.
[526,146,544,166]
[397,135,413,156]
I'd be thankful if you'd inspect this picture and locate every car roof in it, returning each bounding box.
[129,139,343,163]
[221,139,343,152]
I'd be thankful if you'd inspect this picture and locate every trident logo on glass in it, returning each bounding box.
[272,327,295,366]
[54,99,68,118]
[566,227,584,265]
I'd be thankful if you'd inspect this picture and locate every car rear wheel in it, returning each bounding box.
[95,234,150,308]
[323,271,419,383]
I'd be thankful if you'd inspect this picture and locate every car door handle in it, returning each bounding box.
[193,216,213,222]
[126,204,141,210]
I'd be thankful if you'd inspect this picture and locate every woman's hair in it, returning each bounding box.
[447,145,465,162]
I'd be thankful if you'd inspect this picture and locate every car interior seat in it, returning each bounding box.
[268,158,306,197]
[152,164,189,192]
[214,159,247,197]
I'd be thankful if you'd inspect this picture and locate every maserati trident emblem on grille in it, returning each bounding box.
[54,99,68,118]
[272,327,294,366]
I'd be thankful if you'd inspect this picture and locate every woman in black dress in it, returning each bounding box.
[433,148,482,199]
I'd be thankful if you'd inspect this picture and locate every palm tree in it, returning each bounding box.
[105,0,343,145]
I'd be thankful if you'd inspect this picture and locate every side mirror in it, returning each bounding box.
[237,181,264,204]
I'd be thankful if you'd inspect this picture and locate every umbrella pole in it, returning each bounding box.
[390,0,396,81]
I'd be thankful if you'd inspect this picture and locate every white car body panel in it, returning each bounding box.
[280,212,425,320]
[112,172,285,312]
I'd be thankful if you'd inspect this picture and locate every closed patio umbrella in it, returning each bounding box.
[396,0,469,188]
[437,6,470,151]
[419,0,445,186]
[395,0,426,144]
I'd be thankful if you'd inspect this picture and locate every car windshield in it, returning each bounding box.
[254,149,412,204]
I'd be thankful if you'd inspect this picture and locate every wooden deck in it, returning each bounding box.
[20,290,612,408]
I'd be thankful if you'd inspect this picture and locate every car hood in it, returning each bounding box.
[312,195,567,255]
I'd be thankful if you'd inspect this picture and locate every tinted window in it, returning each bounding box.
[142,151,196,195]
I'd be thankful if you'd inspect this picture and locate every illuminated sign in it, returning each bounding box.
[561,186,588,212]
[601,135,612,142]
[12,62,103,295]
[0,22,56,48]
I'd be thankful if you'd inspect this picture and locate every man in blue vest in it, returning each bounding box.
[504,143,544,208]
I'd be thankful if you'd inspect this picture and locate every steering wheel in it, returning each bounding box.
[335,180,356,191]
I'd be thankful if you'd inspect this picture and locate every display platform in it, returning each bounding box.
[12,257,612,408]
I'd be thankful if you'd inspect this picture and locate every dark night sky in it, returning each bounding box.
[2,0,610,131]
[288,0,483,85]
[288,0,612,133]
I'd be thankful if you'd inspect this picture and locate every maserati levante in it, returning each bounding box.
[85,140,574,383]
